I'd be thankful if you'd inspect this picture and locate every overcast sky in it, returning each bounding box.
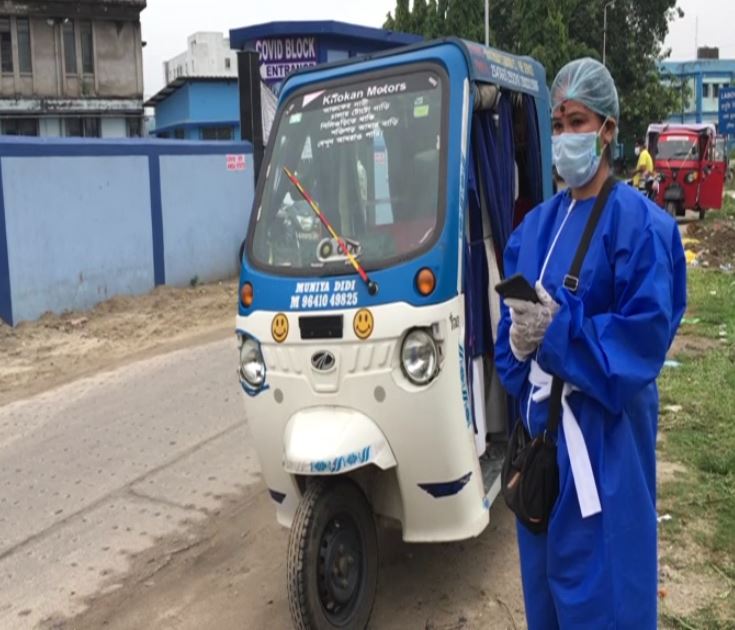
[141,0,734,97]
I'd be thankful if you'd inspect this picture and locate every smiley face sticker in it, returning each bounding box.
[353,308,374,340]
[271,313,289,343]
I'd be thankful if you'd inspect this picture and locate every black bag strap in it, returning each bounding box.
[546,177,616,435]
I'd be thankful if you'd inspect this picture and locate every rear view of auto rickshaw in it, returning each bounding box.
[236,38,552,629]
[647,123,727,219]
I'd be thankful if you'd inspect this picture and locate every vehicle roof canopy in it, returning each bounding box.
[647,122,717,137]
[280,37,548,103]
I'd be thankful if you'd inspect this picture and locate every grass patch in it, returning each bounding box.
[659,348,735,554]
[723,193,735,215]
[657,266,735,626]
[679,269,735,339]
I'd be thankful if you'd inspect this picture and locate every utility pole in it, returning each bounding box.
[603,0,615,66]
[485,0,489,46]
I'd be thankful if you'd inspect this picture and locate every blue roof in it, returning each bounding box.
[660,58,735,76]
[229,20,422,50]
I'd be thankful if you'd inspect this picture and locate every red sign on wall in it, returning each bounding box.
[226,154,247,171]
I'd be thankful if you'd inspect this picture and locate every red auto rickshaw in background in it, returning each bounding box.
[646,123,727,219]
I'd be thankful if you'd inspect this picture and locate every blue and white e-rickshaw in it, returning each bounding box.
[237,38,552,629]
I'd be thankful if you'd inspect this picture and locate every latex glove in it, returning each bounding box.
[505,282,559,361]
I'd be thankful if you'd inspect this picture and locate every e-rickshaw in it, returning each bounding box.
[647,123,727,219]
[236,38,552,629]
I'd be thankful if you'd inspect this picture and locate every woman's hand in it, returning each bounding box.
[505,282,559,361]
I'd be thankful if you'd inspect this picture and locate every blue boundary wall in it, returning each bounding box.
[0,137,254,325]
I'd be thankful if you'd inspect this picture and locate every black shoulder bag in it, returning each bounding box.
[501,177,616,534]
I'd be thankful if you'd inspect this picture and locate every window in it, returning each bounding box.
[225,58,231,70]
[126,117,142,137]
[83,117,100,137]
[1,118,38,136]
[65,117,100,137]
[703,83,710,98]
[173,128,185,139]
[63,21,76,74]
[16,17,30,73]
[713,84,720,99]
[0,18,12,73]
[80,20,93,74]
[201,126,233,140]
[65,117,82,137]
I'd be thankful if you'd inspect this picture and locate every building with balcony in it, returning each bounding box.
[0,0,146,138]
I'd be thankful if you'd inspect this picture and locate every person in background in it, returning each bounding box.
[632,137,654,188]
[495,58,686,629]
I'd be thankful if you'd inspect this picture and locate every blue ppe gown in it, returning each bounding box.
[495,183,686,629]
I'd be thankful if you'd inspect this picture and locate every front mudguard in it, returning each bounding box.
[283,407,397,476]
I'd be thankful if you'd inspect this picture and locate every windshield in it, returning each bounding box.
[248,67,446,274]
[656,135,699,161]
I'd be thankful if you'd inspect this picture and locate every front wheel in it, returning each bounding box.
[699,207,706,221]
[665,201,678,217]
[287,479,378,630]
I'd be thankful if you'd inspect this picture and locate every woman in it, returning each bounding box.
[495,58,686,629]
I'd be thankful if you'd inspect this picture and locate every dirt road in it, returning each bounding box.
[59,485,524,630]
[0,280,239,407]
[0,286,525,630]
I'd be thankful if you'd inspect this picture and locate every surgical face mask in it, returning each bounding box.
[635,146,641,156]
[551,118,611,189]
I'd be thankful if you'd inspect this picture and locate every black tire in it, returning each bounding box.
[699,207,706,221]
[287,479,378,630]
[665,201,677,217]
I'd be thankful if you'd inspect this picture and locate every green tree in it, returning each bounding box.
[383,0,686,147]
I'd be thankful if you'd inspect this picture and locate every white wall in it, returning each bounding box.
[164,32,237,84]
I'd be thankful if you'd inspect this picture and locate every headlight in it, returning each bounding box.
[685,171,698,184]
[400,329,438,385]
[239,335,265,388]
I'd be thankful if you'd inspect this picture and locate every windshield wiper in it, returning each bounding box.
[282,166,378,295]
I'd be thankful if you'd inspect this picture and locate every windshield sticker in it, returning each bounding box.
[289,279,359,310]
[414,104,429,118]
[289,113,303,125]
[414,96,429,118]
[292,73,441,148]
[302,91,325,107]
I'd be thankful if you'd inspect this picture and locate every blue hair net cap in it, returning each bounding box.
[551,57,620,122]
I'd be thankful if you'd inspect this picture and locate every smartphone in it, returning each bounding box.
[494,274,540,303]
